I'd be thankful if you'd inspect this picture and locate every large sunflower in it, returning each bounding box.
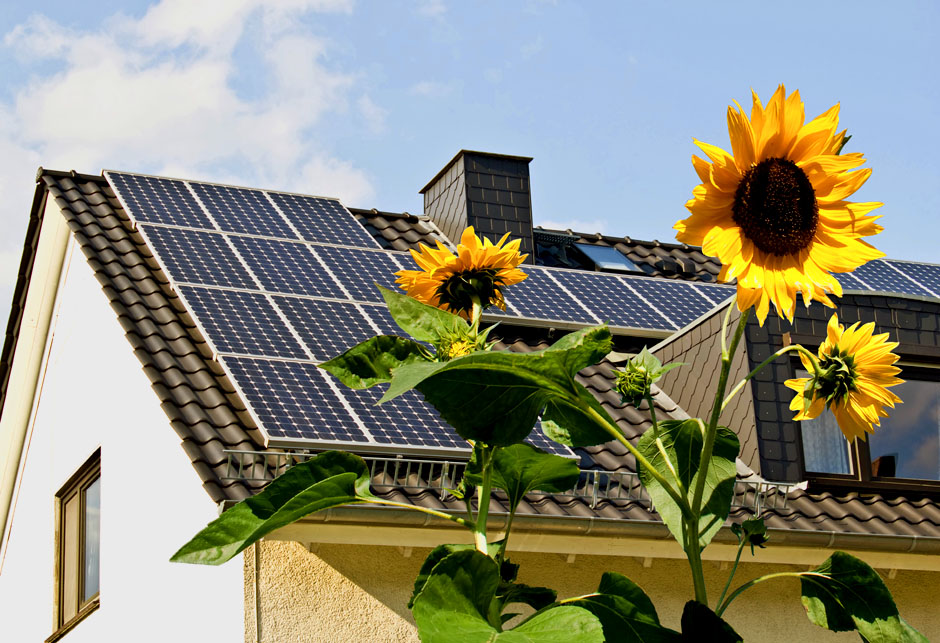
[675,85,885,324]
[395,226,528,316]
[785,313,903,442]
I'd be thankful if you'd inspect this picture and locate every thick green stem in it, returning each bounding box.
[686,539,709,604]
[721,344,821,412]
[645,392,683,493]
[584,405,691,519]
[473,445,494,554]
[365,497,472,529]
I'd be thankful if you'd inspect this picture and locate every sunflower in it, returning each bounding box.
[395,226,528,316]
[675,85,885,324]
[785,313,903,442]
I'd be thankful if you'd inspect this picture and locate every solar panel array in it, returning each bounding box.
[105,171,940,456]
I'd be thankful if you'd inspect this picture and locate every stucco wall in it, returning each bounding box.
[0,237,243,641]
[247,539,939,642]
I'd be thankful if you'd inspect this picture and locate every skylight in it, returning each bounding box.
[576,243,641,273]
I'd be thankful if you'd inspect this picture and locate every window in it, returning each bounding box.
[799,366,940,494]
[575,244,641,273]
[50,449,100,640]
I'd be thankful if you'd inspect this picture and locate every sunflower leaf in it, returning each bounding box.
[320,335,430,389]
[800,552,928,642]
[680,601,742,642]
[636,420,738,549]
[170,452,372,565]
[381,325,613,446]
[464,443,581,512]
[379,284,468,342]
[566,573,681,642]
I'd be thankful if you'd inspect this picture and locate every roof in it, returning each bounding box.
[3,169,939,552]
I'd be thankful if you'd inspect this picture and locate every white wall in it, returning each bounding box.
[0,235,243,641]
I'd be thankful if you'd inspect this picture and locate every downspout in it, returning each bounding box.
[254,542,262,643]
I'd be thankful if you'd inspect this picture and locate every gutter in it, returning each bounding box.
[267,503,940,572]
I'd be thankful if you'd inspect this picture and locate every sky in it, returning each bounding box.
[1,0,938,309]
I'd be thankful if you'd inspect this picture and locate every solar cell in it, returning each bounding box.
[833,270,871,291]
[885,261,940,298]
[693,283,734,306]
[140,225,256,289]
[107,172,214,229]
[852,260,935,297]
[223,357,369,442]
[230,236,344,299]
[344,385,466,450]
[509,267,599,324]
[178,286,307,359]
[189,182,297,239]
[550,270,671,330]
[268,191,378,247]
[274,296,379,362]
[311,246,402,303]
[622,277,714,328]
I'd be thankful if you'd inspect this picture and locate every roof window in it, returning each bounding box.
[575,244,641,273]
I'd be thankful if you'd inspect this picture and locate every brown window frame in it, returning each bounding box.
[48,448,101,642]
[796,361,940,499]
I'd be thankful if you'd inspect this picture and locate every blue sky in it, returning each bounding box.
[1,0,938,307]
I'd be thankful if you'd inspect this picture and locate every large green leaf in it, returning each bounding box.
[409,542,502,609]
[320,334,430,389]
[800,552,928,643]
[541,383,617,448]
[171,452,372,565]
[465,444,581,512]
[680,601,742,642]
[569,573,681,642]
[379,284,468,342]
[380,325,613,446]
[636,420,738,550]
[412,550,604,642]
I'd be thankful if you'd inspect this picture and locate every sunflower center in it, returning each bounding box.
[436,269,504,314]
[732,158,819,256]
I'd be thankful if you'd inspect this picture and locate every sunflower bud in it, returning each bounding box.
[613,347,683,407]
[433,324,494,362]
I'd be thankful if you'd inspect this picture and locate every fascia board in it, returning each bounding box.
[0,196,72,569]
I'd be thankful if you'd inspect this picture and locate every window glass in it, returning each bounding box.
[800,410,853,474]
[83,476,101,601]
[868,378,940,481]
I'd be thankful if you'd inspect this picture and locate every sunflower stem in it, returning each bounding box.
[473,444,494,555]
[721,344,819,412]
[645,392,683,493]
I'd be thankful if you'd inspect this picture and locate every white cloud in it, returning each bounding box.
[0,0,377,258]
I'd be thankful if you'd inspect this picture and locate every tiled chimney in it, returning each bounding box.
[420,150,535,262]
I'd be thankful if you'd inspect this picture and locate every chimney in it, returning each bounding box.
[420,150,535,262]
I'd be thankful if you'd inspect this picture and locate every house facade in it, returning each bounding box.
[1,153,938,641]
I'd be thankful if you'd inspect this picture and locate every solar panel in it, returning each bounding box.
[268,191,379,248]
[178,286,307,359]
[885,261,940,298]
[107,172,214,229]
[224,357,369,442]
[139,225,256,289]
[310,246,403,303]
[343,385,466,450]
[274,296,379,362]
[189,182,297,239]
[833,270,871,291]
[852,260,935,297]
[622,276,714,328]
[550,270,671,330]
[230,236,344,299]
[693,283,734,306]
[509,267,599,324]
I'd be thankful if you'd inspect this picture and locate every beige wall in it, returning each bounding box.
[245,540,938,642]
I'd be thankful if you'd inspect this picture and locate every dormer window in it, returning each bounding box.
[575,244,641,273]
